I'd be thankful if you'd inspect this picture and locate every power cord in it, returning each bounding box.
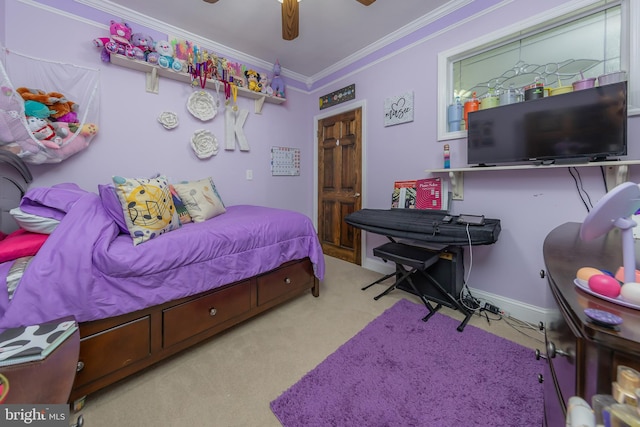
[502,316,545,344]
[569,167,593,213]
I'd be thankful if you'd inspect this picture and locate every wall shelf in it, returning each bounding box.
[426,160,640,200]
[109,54,285,113]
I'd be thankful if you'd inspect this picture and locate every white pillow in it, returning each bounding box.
[172,178,226,223]
[10,207,60,234]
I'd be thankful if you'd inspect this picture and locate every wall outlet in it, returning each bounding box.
[246,169,253,180]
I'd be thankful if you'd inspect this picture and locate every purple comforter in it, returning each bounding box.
[0,184,325,329]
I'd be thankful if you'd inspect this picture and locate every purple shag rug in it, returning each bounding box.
[271,299,544,426]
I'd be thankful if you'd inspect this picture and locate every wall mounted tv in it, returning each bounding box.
[466,81,627,166]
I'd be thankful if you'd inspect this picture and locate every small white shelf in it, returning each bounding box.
[109,54,285,113]
[426,160,640,200]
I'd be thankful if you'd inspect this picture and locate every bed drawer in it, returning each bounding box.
[162,280,251,348]
[74,316,150,388]
[257,260,313,306]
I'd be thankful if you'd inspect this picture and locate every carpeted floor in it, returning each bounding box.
[271,299,544,426]
[76,256,545,426]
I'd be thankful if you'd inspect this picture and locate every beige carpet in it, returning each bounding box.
[74,256,544,426]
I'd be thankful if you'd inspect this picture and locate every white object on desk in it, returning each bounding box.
[566,396,595,427]
[633,213,640,239]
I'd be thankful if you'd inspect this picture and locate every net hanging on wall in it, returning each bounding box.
[0,45,100,164]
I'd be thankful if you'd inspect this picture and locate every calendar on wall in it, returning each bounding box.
[271,146,301,176]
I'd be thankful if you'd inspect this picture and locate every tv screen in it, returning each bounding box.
[466,81,627,166]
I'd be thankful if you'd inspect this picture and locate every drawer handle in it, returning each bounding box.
[546,341,570,359]
[76,361,85,372]
[284,277,292,284]
[209,308,217,316]
[535,349,547,361]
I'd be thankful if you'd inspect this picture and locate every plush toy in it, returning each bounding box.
[270,60,285,98]
[17,88,78,122]
[8,120,99,164]
[130,33,154,61]
[26,116,69,149]
[93,20,134,62]
[148,40,182,72]
[45,91,78,122]
[244,70,261,92]
[259,73,271,95]
[23,100,55,119]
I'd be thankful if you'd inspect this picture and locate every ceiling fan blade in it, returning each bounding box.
[203,0,219,3]
[356,0,376,5]
[281,0,299,41]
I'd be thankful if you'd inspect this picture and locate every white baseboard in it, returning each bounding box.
[362,257,549,325]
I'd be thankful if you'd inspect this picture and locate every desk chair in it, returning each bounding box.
[367,242,472,331]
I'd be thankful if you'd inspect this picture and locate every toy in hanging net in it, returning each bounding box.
[0,46,100,164]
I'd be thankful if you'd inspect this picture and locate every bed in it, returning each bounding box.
[0,182,325,403]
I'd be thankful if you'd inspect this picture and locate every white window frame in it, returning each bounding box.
[437,0,638,142]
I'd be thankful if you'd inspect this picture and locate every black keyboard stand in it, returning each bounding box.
[365,242,472,332]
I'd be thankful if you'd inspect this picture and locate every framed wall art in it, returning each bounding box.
[384,91,414,126]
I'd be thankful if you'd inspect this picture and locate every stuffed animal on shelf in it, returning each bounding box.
[148,40,182,72]
[131,33,155,61]
[244,70,261,92]
[26,116,69,149]
[260,73,272,95]
[270,60,285,98]
[93,20,134,62]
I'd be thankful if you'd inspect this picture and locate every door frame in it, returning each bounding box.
[313,99,368,266]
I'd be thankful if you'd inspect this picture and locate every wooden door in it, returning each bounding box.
[317,108,362,264]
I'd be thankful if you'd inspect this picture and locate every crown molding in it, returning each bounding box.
[308,0,473,83]
[73,0,298,77]
[73,0,472,89]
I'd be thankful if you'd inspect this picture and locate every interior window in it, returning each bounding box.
[437,1,635,141]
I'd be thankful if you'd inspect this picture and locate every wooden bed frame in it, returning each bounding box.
[69,257,319,404]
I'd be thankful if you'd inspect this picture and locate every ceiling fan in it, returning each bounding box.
[203,0,376,41]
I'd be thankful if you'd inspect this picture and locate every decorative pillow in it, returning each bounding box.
[112,175,181,245]
[0,229,48,263]
[9,207,60,234]
[172,177,226,223]
[98,184,129,234]
[169,184,192,224]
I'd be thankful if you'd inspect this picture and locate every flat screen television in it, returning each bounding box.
[466,81,627,166]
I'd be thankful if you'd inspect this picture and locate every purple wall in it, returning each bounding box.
[3,0,639,316]
[3,1,316,217]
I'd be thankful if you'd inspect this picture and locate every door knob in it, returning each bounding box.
[353,193,361,198]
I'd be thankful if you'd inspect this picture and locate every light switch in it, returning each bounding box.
[246,169,253,180]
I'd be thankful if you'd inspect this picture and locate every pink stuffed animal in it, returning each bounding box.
[93,21,134,62]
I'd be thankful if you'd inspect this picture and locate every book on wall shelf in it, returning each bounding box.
[0,317,77,367]
[392,178,450,211]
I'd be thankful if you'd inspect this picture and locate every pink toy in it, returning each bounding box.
[93,20,134,62]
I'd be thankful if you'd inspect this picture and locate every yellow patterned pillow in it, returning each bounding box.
[112,175,181,245]
[172,177,226,223]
